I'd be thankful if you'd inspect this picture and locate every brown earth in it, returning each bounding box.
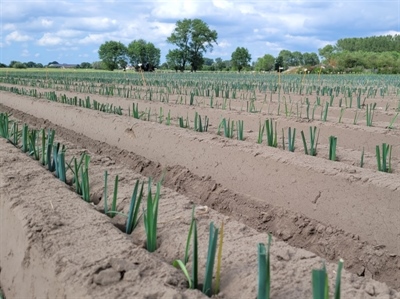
[0,81,399,298]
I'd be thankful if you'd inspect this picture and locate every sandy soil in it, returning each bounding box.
[0,76,399,298]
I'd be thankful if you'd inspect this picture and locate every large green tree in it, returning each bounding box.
[318,45,336,62]
[274,56,284,71]
[291,51,304,66]
[213,57,224,71]
[79,62,92,69]
[231,47,251,72]
[336,35,400,52]
[166,49,185,72]
[98,41,127,71]
[303,52,320,66]
[167,18,218,72]
[254,54,275,71]
[127,39,160,69]
[277,50,293,69]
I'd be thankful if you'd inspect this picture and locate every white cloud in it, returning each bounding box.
[151,0,201,19]
[148,22,176,39]
[5,31,32,44]
[79,34,108,45]
[282,34,331,51]
[69,17,118,32]
[217,40,231,48]
[35,53,40,57]
[265,41,282,52]
[37,33,63,46]
[57,30,82,38]
[237,4,256,15]
[375,30,400,36]
[212,0,233,10]
[21,49,30,57]
[3,24,16,31]
[278,14,307,31]
[41,18,53,28]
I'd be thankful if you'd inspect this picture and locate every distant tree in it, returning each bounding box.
[36,63,43,68]
[254,54,275,71]
[318,45,335,62]
[213,57,225,71]
[9,61,20,68]
[119,59,128,71]
[274,56,284,71]
[127,39,161,70]
[167,18,218,72]
[222,60,232,71]
[47,61,59,66]
[166,49,185,72]
[79,62,92,69]
[13,62,27,69]
[0,63,7,68]
[26,61,37,68]
[92,61,107,70]
[336,35,400,52]
[159,62,169,70]
[98,41,127,71]
[203,58,214,66]
[231,47,251,72]
[303,52,320,66]
[277,50,293,68]
[291,51,304,66]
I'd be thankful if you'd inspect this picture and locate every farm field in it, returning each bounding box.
[0,69,399,298]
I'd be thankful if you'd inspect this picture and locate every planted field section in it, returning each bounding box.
[0,70,399,293]
[1,121,399,299]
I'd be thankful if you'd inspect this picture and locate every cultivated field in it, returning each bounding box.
[0,69,399,298]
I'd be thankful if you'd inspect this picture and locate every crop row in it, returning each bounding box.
[0,85,396,173]
[1,71,399,96]
[0,111,346,298]
[1,83,399,135]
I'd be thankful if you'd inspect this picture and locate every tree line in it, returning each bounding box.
[94,18,321,73]
[2,19,399,73]
[318,34,400,73]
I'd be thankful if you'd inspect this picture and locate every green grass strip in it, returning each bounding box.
[312,263,329,299]
[329,136,337,161]
[360,147,365,168]
[184,206,196,265]
[110,175,119,218]
[192,218,198,289]
[334,259,344,299]
[0,113,10,139]
[202,222,219,296]
[144,178,161,253]
[215,221,224,294]
[388,112,399,129]
[103,171,109,215]
[173,260,192,289]
[257,122,265,144]
[58,151,67,183]
[258,233,272,299]
[288,127,296,152]
[126,180,144,234]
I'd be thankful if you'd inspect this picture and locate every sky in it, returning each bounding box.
[0,0,399,66]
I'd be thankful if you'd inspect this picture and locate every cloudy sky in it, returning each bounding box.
[1,0,399,65]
